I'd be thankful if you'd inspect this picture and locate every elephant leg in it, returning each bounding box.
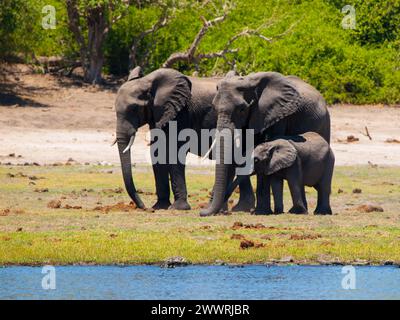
[314,152,334,215]
[152,163,171,210]
[254,174,273,215]
[286,163,308,214]
[302,187,308,211]
[271,176,284,214]
[169,162,191,210]
[314,185,332,215]
[232,176,255,212]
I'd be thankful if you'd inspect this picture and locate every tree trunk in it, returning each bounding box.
[84,5,107,84]
[66,1,107,84]
[85,55,104,84]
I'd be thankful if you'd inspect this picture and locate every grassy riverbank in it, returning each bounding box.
[0,164,399,265]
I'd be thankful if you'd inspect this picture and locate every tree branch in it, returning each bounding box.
[130,3,171,68]
[65,0,86,52]
[162,11,299,70]
[162,14,226,68]
[104,0,132,36]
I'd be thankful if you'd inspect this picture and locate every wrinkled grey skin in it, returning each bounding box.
[226,132,334,215]
[200,71,331,216]
[252,132,334,214]
[114,67,255,211]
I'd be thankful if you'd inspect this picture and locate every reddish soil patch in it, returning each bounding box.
[63,204,82,209]
[93,201,137,213]
[197,202,208,209]
[1,208,25,215]
[231,234,245,240]
[231,221,266,230]
[355,204,384,213]
[0,209,10,216]
[240,239,254,249]
[289,233,322,240]
[47,200,61,209]
[240,239,265,249]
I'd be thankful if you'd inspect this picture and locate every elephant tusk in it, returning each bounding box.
[110,137,117,147]
[202,136,218,161]
[122,135,135,154]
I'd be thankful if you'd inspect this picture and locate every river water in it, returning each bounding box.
[1,265,399,300]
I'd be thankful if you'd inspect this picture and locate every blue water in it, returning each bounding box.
[0,265,399,300]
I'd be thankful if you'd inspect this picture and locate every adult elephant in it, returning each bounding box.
[200,71,331,216]
[114,67,255,211]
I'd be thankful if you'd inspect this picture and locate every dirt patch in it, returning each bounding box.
[239,239,265,249]
[137,189,155,195]
[47,200,61,209]
[385,138,400,143]
[231,233,245,240]
[337,135,359,143]
[289,233,322,240]
[102,187,123,194]
[0,209,10,216]
[197,203,208,209]
[355,204,384,213]
[93,201,137,213]
[231,221,266,230]
[64,204,82,210]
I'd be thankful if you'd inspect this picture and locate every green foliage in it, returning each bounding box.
[1,0,399,104]
[328,0,400,45]
[0,0,76,60]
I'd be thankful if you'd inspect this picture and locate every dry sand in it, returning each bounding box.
[1,64,399,167]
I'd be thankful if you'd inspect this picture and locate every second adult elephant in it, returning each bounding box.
[114,67,255,211]
[200,71,331,216]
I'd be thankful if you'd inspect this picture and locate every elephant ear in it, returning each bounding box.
[248,72,301,134]
[127,66,143,81]
[151,69,192,129]
[267,139,297,175]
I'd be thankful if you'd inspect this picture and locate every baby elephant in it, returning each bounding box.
[253,132,334,215]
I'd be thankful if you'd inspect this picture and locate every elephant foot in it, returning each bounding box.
[251,207,273,215]
[232,198,255,212]
[274,207,284,214]
[314,206,332,215]
[289,206,308,215]
[169,199,191,211]
[152,200,171,210]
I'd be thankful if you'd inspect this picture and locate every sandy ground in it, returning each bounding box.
[1,64,400,167]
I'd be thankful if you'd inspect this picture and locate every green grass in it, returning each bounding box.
[0,164,400,265]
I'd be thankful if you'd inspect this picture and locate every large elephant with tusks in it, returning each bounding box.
[114,67,255,211]
[200,71,331,216]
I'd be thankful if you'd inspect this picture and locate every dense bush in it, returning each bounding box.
[1,0,399,104]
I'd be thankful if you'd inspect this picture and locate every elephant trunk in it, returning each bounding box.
[116,122,145,209]
[200,114,233,216]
